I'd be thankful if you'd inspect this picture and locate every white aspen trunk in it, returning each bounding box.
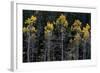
[83,40,86,59]
[74,44,79,60]
[47,32,52,61]
[44,45,47,61]
[27,32,30,62]
[61,32,64,60]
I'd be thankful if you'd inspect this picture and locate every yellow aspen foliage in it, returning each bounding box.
[31,27,37,33]
[74,33,81,45]
[86,23,90,30]
[44,30,51,34]
[74,33,81,41]
[24,18,33,25]
[24,15,37,25]
[71,19,82,32]
[23,27,29,32]
[46,22,54,31]
[82,27,89,40]
[24,15,37,33]
[63,21,68,28]
[31,16,37,22]
[44,21,54,36]
[56,14,68,28]
[73,20,82,26]
[44,22,54,32]
[77,26,81,32]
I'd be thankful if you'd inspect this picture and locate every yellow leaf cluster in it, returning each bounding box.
[24,15,37,25]
[56,14,68,28]
[31,15,37,21]
[31,27,37,33]
[71,20,82,32]
[74,33,81,41]
[86,23,90,30]
[73,20,81,26]
[23,27,29,32]
[82,24,90,40]
[44,22,54,34]
[74,33,81,44]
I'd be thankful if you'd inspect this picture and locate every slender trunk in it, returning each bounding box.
[47,32,51,61]
[47,40,50,61]
[74,44,79,60]
[83,40,86,59]
[44,44,47,61]
[61,31,64,60]
[52,46,55,61]
[27,32,30,62]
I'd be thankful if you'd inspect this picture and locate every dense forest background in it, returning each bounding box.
[23,10,91,62]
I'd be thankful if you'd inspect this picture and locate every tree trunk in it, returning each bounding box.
[27,32,30,62]
[83,40,87,59]
[47,32,52,61]
[61,32,64,60]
